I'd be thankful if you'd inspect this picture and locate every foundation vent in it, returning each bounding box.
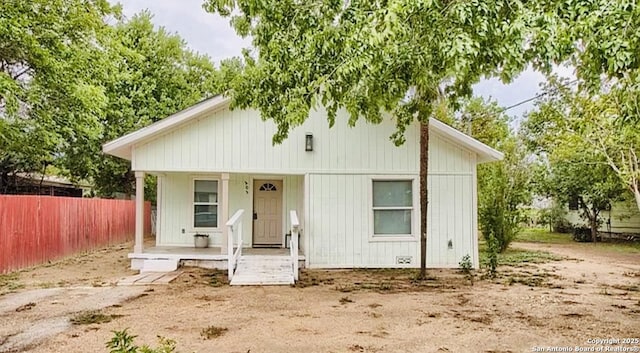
[396,256,413,264]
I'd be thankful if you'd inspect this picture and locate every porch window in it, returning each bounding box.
[372,180,413,236]
[194,180,218,228]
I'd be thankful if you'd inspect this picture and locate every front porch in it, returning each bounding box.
[129,246,306,269]
[130,170,305,284]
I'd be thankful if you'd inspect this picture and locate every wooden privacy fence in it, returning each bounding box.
[0,196,151,274]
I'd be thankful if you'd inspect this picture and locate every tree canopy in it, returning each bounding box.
[1,3,240,196]
[204,0,640,142]
[523,79,630,240]
[203,0,640,270]
[0,0,117,192]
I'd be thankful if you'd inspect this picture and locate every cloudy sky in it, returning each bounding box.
[114,0,567,120]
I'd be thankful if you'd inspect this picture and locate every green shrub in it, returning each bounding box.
[486,236,499,278]
[106,329,177,353]
[458,254,474,284]
[572,226,598,242]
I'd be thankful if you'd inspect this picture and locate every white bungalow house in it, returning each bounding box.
[103,95,503,285]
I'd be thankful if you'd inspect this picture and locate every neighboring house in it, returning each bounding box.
[565,199,640,237]
[1,173,91,197]
[103,96,502,284]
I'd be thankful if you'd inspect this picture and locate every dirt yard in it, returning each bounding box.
[1,239,639,353]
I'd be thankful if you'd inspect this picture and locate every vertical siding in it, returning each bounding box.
[134,104,479,268]
[306,172,473,268]
[158,173,199,246]
[565,201,640,234]
[0,196,151,273]
[425,175,475,267]
[160,173,303,248]
[134,107,426,174]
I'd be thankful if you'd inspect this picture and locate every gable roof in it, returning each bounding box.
[103,96,503,163]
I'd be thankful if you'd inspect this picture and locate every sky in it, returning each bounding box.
[113,0,569,121]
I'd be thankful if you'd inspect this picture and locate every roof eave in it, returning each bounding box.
[429,118,504,164]
[102,95,231,160]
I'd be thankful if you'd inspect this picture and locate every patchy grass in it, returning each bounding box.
[70,310,123,325]
[516,228,640,254]
[294,271,335,288]
[296,269,455,293]
[479,244,564,267]
[593,241,640,254]
[515,229,574,244]
[0,272,24,295]
[200,326,228,339]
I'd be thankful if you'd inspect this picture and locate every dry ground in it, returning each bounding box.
[1,238,639,353]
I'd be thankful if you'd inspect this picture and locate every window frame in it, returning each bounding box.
[369,176,418,242]
[191,177,220,231]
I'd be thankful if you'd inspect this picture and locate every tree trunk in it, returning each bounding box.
[589,207,600,243]
[632,184,640,213]
[418,121,429,279]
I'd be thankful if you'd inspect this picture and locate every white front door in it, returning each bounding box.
[253,180,283,246]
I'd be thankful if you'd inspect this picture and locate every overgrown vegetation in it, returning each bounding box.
[106,329,177,353]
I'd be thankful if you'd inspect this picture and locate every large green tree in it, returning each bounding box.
[523,80,628,241]
[555,79,640,212]
[0,0,117,192]
[454,98,531,252]
[90,12,228,197]
[204,0,639,277]
[1,4,239,197]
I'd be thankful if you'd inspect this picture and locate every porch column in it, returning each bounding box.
[220,173,230,255]
[134,171,145,254]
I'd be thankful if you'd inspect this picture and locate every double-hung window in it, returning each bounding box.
[372,180,414,238]
[193,179,218,228]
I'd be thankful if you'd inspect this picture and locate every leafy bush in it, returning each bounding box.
[486,236,499,278]
[458,254,474,284]
[553,219,574,234]
[538,202,572,233]
[477,139,530,253]
[106,329,177,353]
[572,226,597,242]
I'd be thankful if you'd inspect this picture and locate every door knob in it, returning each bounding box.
[253,212,257,220]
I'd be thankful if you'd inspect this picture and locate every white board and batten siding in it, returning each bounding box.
[566,201,640,235]
[158,173,303,247]
[131,104,481,268]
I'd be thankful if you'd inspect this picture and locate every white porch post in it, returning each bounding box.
[220,173,230,255]
[134,171,145,254]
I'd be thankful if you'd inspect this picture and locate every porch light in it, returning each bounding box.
[305,133,313,151]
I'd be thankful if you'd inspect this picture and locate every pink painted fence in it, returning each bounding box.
[0,195,151,273]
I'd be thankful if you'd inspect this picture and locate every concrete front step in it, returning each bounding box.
[141,258,179,273]
[230,255,296,286]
